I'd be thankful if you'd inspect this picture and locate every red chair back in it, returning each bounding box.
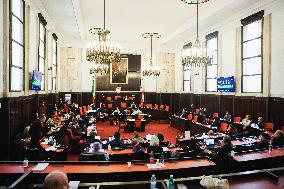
[139,103,143,108]
[135,119,142,130]
[107,97,112,101]
[154,104,158,110]
[165,106,170,112]
[219,122,228,132]
[233,117,241,123]
[87,105,90,110]
[195,109,200,114]
[115,96,120,100]
[83,106,87,113]
[264,122,274,131]
[121,102,127,108]
[129,97,134,101]
[107,104,113,108]
[79,107,83,116]
[213,112,218,118]
[147,104,152,109]
[193,115,198,123]
[187,114,193,120]
[63,104,68,113]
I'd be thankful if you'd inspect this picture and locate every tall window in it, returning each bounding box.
[241,11,263,93]
[10,0,25,91]
[183,64,191,92]
[38,13,47,90]
[52,34,58,91]
[205,31,218,92]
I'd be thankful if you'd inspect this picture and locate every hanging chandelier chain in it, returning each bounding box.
[150,34,153,66]
[103,0,106,30]
[196,0,199,39]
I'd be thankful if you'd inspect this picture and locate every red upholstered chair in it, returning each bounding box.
[138,115,143,120]
[79,107,83,116]
[83,106,87,113]
[195,109,200,115]
[193,115,198,123]
[115,96,120,100]
[160,105,164,110]
[119,122,127,132]
[135,119,142,132]
[121,102,127,108]
[264,122,274,132]
[139,103,143,108]
[147,104,153,109]
[63,104,68,113]
[107,104,113,108]
[233,117,241,123]
[187,114,193,120]
[219,122,228,133]
[129,97,134,101]
[154,104,159,110]
[107,97,112,101]
[213,112,219,118]
[165,106,170,112]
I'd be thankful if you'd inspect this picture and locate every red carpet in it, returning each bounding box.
[96,121,183,144]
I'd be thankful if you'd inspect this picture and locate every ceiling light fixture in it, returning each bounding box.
[87,0,121,75]
[181,0,212,67]
[142,33,161,77]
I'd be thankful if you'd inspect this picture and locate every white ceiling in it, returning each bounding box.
[39,0,268,47]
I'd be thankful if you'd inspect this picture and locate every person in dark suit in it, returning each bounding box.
[57,98,64,111]
[109,132,125,149]
[254,132,270,150]
[223,111,232,122]
[132,138,145,154]
[86,131,100,144]
[147,135,163,153]
[256,117,264,130]
[204,135,232,173]
[69,121,82,137]
[29,114,46,148]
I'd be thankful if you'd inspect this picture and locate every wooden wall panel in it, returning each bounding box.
[269,98,284,129]
[221,96,234,117]
[200,95,220,113]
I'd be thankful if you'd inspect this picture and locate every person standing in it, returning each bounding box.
[29,114,46,148]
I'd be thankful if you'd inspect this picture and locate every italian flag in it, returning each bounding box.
[91,79,95,104]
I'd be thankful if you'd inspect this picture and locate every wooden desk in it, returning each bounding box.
[233,149,284,162]
[0,164,34,174]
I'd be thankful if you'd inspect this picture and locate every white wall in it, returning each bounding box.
[174,0,284,97]
[0,0,3,96]
[270,0,284,97]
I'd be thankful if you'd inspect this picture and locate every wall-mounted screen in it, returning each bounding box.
[31,70,42,90]
[217,76,235,92]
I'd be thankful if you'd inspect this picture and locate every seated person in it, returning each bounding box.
[254,132,270,150]
[241,115,252,127]
[130,101,137,109]
[204,135,232,173]
[211,116,220,130]
[43,170,69,189]
[157,133,168,147]
[86,131,100,144]
[242,125,251,137]
[256,117,264,130]
[271,130,284,147]
[132,131,144,144]
[84,142,106,161]
[178,108,187,118]
[225,124,238,137]
[223,111,232,122]
[132,138,145,154]
[52,111,61,123]
[81,111,90,125]
[69,121,82,137]
[189,104,196,114]
[109,132,125,149]
[147,135,163,153]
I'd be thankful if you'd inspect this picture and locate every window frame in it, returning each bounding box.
[38,13,47,91]
[52,33,58,91]
[241,11,264,93]
[205,31,218,92]
[9,0,25,92]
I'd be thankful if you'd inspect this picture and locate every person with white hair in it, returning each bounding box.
[147,135,163,153]
[43,170,69,189]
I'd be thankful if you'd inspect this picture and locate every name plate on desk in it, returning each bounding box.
[32,163,49,171]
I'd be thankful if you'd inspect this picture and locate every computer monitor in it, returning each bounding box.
[109,136,115,141]
[205,139,215,146]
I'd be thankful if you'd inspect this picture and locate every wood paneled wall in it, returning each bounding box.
[1,91,284,160]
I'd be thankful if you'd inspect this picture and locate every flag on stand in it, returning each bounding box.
[91,79,95,104]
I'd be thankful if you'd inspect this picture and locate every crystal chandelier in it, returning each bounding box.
[86,0,121,72]
[142,33,161,77]
[90,63,109,75]
[181,0,212,67]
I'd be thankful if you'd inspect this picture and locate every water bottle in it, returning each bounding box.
[23,157,28,168]
[104,153,109,161]
[150,174,156,189]
[230,150,235,156]
[168,175,174,189]
[108,144,111,151]
[160,153,164,165]
[150,152,155,164]
[269,141,273,154]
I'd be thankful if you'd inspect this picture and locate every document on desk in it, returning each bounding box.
[69,181,80,189]
[32,163,49,171]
